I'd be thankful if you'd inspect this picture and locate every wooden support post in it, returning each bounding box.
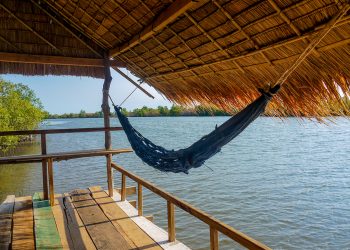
[121,174,126,201]
[210,227,219,250]
[48,158,54,206]
[102,52,114,197]
[167,201,175,242]
[138,183,143,216]
[41,133,48,200]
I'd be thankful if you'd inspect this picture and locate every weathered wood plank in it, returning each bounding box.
[0,52,125,67]
[0,148,132,164]
[112,192,190,250]
[89,186,162,250]
[0,195,15,249]
[32,193,62,249]
[0,127,123,136]
[70,189,130,250]
[63,193,96,250]
[51,195,74,249]
[12,196,35,250]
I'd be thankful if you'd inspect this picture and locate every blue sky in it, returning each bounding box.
[2,68,172,114]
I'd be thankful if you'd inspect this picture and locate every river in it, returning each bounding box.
[0,117,349,249]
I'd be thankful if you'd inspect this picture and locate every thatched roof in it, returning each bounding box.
[0,0,350,116]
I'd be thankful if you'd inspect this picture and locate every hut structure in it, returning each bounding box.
[0,0,350,249]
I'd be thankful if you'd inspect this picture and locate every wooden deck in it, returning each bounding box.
[0,187,190,250]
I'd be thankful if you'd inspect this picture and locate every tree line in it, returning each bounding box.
[46,105,231,119]
[0,79,45,152]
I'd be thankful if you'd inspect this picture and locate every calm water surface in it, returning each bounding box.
[0,117,349,249]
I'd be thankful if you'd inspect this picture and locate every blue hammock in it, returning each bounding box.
[114,85,280,174]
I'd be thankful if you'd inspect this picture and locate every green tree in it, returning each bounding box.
[169,105,183,116]
[0,79,45,152]
[158,106,169,116]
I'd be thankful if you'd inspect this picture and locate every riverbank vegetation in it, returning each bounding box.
[0,79,45,152]
[46,105,230,119]
[46,97,350,119]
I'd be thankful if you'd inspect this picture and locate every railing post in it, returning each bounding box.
[167,201,175,242]
[48,158,54,206]
[121,174,126,201]
[107,154,113,196]
[210,227,219,250]
[102,52,113,197]
[40,133,48,200]
[138,183,143,216]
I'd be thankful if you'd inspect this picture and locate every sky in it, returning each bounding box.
[2,68,172,114]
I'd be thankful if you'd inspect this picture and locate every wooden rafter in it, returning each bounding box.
[0,34,22,52]
[170,1,342,69]
[0,2,62,54]
[212,0,272,65]
[145,17,350,81]
[110,0,195,57]
[184,12,245,73]
[30,0,103,58]
[0,52,125,67]
[267,0,321,56]
[43,0,111,49]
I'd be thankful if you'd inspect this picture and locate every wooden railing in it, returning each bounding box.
[111,162,271,250]
[0,127,124,200]
[0,128,270,249]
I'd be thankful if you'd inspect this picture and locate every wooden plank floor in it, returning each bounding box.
[0,189,190,250]
[0,195,15,249]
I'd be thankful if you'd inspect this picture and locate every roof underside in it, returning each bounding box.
[0,0,350,117]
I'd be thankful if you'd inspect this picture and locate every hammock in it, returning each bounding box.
[114,85,280,173]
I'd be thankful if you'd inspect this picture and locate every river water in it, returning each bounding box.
[0,117,349,249]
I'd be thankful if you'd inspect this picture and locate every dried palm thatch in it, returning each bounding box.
[0,0,350,117]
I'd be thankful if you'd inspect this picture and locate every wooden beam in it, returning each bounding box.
[110,0,194,57]
[210,227,219,250]
[40,134,49,200]
[102,54,114,197]
[167,201,175,242]
[146,15,350,81]
[0,148,133,164]
[138,183,143,216]
[113,67,155,99]
[0,52,125,67]
[30,0,103,58]
[0,2,62,54]
[47,159,55,206]
[0,126,123,137]
[121,174,126,201]
[0,35,22,52]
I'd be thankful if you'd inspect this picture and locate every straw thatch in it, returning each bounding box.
[1,0,350,116]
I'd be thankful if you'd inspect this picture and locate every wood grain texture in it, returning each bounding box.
[63,193,96,250]
[51,195,74,249]
[89,186,162,250]
[32,194,62,249]
[12,196,35,250]
[0,195,15,249]
[70,189,130,250]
